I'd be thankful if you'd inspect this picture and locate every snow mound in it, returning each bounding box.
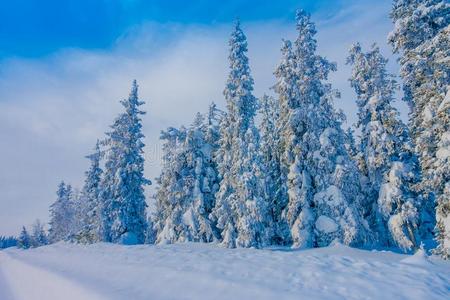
[400,248,431,266]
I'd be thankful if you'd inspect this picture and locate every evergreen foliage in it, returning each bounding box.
[18,226,32,249]
[275,10,368,248]
[48,181,75,243]
[210,21,271,248]
[100,80,150,245]
[31,219,48,247]
[75,141,104,244]
[11,5,448,258]
[347,43,424,251]
[388,0,450,258]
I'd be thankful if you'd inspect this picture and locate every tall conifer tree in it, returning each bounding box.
[211,21,270,248]
[388,0,450,257]
[276,10,368,248]
[100,81,150,244]
[347,43,424,251]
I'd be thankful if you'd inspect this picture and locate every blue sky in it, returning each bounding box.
[0,0,400,235]
[1,0,357,58]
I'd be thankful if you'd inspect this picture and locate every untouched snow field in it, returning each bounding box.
[0,243,449,300]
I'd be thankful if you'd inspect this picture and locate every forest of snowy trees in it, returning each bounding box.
[12,1,449,259]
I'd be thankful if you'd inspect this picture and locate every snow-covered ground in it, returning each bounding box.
[0,243,449,300]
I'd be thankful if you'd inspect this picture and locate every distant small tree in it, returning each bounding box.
[18,226,32,249]
[31,219,48,247]
[75,141,103,244]
[48,181,75,243]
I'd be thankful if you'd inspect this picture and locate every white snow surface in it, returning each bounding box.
[315,215,338,233]
[1,242,449,300]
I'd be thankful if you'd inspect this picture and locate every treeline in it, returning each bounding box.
[7,220,47,249]
[15,1,449,259]
[0,236,17,249]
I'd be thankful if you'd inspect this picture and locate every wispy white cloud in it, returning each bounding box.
[0,0,402,235]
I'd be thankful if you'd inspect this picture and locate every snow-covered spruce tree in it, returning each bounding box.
[31,219,48,247]
[388,0,450,257]
[75,141,103,244]
[154,104,223,246]
[184,112,221,242]
[154,126,193,244]
[152,127,186,243]
[273,39,299,246]
[18,226,32,249]
[434,90,450,258]
[153,126,186,243]
[275,10,368,248]
[48,181,75,243]
[347,43,422,251]
[388,0,449,110]
[259,94,290,244]
[155,109,222,244]
[70,187,84,237]
[210,21,270,248]
[99,146,115,242]
[100,80,150,245]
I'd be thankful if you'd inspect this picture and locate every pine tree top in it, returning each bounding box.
[224,20,257,135]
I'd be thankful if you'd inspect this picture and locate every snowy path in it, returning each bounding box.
[0,250,106,300]
[0,242,449,300]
